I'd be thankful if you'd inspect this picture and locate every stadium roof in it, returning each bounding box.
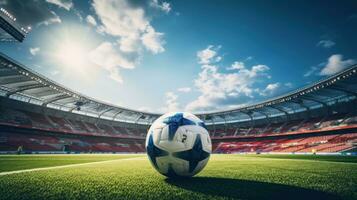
[0,52,356,125]
[0,53,161,125]
[0,8,29,42]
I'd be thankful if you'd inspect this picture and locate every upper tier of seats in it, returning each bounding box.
[210,112,357,138]
[0,108,147,138]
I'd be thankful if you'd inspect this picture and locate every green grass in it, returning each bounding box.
[0,154,356,200]
[0,154,142,172]
[244,154,357,163]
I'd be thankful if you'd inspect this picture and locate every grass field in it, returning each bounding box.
[0,154,356,200]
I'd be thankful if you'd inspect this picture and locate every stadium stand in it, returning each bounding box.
[214,132,357,154]
[0,19,356,154]
[0,131,144,153]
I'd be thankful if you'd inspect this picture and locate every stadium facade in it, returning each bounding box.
[0,13,356,154]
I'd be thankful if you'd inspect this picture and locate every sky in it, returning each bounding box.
[0,0,356,113]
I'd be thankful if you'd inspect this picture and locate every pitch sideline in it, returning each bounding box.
[0,156,146,176]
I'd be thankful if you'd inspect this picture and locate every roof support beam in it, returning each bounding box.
[268,105,289,121]
[291,99,310,110]
[300,96,328,107]
[327,86,357,96]
[69,105,79,112]
[42,95,71,106]
[134,113,144,124]
[98,107,115,118]
[112,110,123,121]
[300,96,330,115]
[240,110,254,128]
[0,69,18,77]
[69,102,96,112]
[3,80,37,88]
[255,109,269,120]
[0,76,29,85]
[145,116,155,126]
[150,117,156,125]
[240,110,253,120]
[249,109,270,126]
[5,84,47,97]
[291,99,310,118]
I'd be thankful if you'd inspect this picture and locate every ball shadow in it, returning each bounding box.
[165,177,341,200]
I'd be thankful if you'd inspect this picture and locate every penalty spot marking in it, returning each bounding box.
[0,156,146,176]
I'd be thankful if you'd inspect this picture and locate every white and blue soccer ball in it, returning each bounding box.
[146,112,211,177]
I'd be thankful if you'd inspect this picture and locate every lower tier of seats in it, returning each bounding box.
[1,126,356,154]
[0,131,145,153]
[214,133,357,153]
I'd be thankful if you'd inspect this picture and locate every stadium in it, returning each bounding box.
[0,1,357,200]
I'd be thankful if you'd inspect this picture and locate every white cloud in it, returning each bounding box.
[246,56,253,61]
[259,82,280,96]
[86,0,167,84]
[178,87,191,93]
[92,0,165,54]
[141,25,165,54]
[92,0,146,37]
[46,0,73,11]
[89,42,136,83]
[317,40,335,48]
[284,82,293,88]
[50,70,60,76]
[304,66,319,77]
[150,0,171,13]
[227,61,245,70]
[118,36,141,53]
[186,62,271,112]
[186,46,274,112]
[320,54,355,76]
[38,11,61,26]
[197,45,221,64]
[138,106,151,112]
[162,92,179,112]
[266,83,280,91]
[86,15,97,26]
[29,47,40,56]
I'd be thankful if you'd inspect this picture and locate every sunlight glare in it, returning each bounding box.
[56,40,87,70]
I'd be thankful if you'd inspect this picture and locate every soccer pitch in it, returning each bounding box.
[0,154,356,200]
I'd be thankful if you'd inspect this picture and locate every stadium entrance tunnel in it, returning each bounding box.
[165,177,341,200]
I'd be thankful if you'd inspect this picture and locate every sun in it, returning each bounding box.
[55,39,89,71]
[48,24,97,76]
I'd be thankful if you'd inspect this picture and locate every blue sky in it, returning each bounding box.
[0,0,356,113]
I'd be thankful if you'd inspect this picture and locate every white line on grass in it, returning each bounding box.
[0,157,146,176]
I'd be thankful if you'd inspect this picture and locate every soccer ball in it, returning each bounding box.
[145,112,211,177]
